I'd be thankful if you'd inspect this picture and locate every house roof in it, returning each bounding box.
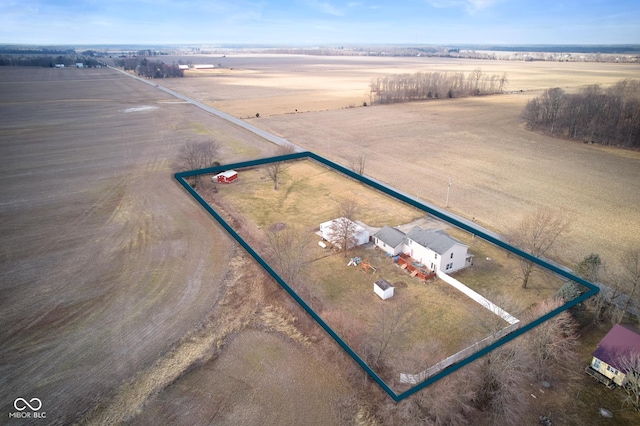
[216,170,237,178]
[375,279,393,291]
[374,226,406,248]
[320,217,367,234]
[405,227,463,254]
[592,324,640,372]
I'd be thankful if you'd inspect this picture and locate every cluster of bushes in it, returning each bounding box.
[369,68,508,104]
[114,57,183,78]
[523,80,640,147]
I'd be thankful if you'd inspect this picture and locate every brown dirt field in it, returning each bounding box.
[0,67,296,424]
[131,330,348,426]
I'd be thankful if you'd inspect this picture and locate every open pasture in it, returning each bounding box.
[206,160,423,229]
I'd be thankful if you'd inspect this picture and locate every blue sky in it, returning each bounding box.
[2,0,639,45]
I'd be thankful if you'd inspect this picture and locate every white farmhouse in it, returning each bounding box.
[405,227,472,273]
[319,217,369,249]
[373,225,473,274]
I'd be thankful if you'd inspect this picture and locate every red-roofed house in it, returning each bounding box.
[587,324,640,388]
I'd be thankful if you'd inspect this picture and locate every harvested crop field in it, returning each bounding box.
[252,94,640,268]
[160,54,640,269]
[0,67,314,424]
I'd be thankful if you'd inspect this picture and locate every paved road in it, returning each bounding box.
[109,66,305,153]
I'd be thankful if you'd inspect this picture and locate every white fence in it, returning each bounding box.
[399,271,521,384]
[436,270,519,325]
[400,321,521,384]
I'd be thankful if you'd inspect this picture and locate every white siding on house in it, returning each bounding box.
[404,227,471,273]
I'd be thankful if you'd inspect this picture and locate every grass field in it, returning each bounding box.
[202,158,576,390]
[206,160,423,228]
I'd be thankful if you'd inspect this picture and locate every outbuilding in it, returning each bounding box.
[374,279,394,300]
[319,217,370,249]
[214,170,238,184]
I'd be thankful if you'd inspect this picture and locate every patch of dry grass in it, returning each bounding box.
[305,245,506,358]
[206,159,423,229]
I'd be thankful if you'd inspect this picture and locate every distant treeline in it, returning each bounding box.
[114,57,183,78]
[0,47,75,55]
[369,69,508,104]
[454,44,640,54]
[0,55,103,67]
[523,80,640,148]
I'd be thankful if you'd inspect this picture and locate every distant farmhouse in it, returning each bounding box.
[587,324,640,388]
[374,226,473,274]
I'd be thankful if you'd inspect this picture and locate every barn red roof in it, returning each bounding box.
[592,324,640,372]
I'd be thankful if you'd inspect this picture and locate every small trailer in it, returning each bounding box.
[214,170,238,184]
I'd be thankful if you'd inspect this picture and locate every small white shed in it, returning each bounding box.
[374,279,394,300]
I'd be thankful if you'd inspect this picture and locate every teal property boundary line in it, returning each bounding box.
[174,151,599,402]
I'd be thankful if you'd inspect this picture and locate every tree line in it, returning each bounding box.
[114,57,184,79]
[523,80,640,148]
[0,55,103,68]
[369,68,508,104]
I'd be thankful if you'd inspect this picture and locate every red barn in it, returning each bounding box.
[214,170,238,184]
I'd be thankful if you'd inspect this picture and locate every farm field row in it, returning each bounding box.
[0,67,345,424]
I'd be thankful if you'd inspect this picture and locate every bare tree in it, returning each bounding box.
[327,198,361,255]
[349,152,366,176]
[619,352,640,412]
[265,224,313,285]
[523,79,640,147]
[178,140,220,187]
[469,340,532,426]
[498,72,509,93]
[266,144,296,190]
[524,298,579,381]
[370,300,414,367]
[178,140,220,171]
[390,339,475,425]
[540,87,566,133]
[619,247,640,321]
[509,207,571,289]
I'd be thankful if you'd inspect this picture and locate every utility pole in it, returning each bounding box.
[445,178,452,208]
